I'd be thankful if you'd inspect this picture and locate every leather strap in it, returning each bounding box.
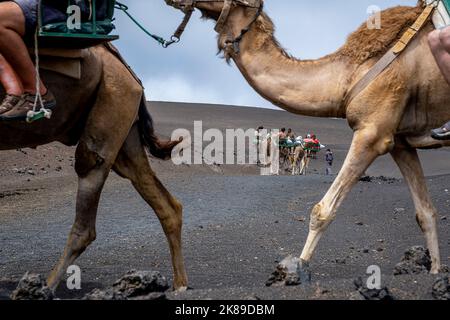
[215,0,233,32]
[173,6,195,40]
[343,4,435,107]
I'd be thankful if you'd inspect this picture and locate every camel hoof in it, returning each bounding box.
[174,286,189,293]
[298,259,312,284]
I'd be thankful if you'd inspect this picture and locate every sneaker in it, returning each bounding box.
[1,91,56,121]
[0,94,21,116]
[431,121,450,141]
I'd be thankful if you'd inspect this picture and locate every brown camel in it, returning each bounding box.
[166,0,450,276]
[0,45,188,292]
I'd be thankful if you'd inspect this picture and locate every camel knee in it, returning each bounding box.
[309,203,335,232]
[75,140,106,178]
[68,226,97,255]
[161,198,183,234]
[415,209,437,233]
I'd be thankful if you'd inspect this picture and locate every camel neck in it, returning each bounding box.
[228,16,354,118]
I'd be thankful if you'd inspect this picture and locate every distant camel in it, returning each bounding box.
[166,0,450,276]
[290,145,308,176]
[0,45,187,292]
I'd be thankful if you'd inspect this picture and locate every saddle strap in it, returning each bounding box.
[343,4,435,107]
[103,42,143,87]
[215,0,233,33]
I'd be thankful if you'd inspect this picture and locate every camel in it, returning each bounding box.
[0,44,188,292]
[165,0,450,277]
[290,145,308,176]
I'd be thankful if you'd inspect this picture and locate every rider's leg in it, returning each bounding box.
[0,1,55,120]
[428,28,450,140]
[0,2,45,94]
[0,54,22,95]
[0,53,22,114]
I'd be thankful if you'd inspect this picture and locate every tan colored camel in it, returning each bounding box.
[0,45,188,292]
[290,146,308,176]
[166,1,450,276]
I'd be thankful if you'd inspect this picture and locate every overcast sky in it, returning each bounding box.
[113,0,416,109]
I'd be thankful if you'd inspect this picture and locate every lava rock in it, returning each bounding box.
[359,176,373,182]
[84,270,169,300]
[266,256,305,287]
[360,176,399,184]
[432,276,450,300]
[11,273,53,300]
[394,246,431,275]
[353,277,394,300]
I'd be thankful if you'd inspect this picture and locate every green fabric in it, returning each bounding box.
[279,141,302,148]
[107,0,116,20]
[443,0,450,14]
[41,0,116,35]
[41,20,115,35]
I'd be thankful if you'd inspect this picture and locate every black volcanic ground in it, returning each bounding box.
[0,102,449,300]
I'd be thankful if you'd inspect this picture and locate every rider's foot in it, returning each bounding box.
[431,121,450,141]
[0,94,21,116]
[1,90,56,121]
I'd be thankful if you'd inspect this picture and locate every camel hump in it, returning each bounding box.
[336,5,424,64]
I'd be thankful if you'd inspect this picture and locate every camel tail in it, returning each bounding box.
[138,95,182,160]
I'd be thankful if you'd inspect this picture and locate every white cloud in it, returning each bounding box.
[144,75,223,104]
[143,74,276,109]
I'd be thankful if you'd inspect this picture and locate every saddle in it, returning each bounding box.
[26,43,142,85]
[28,47,89,80]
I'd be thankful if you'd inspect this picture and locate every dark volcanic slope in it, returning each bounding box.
[0,102,448,180]
[149,101,450,178]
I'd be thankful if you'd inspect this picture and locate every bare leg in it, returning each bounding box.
[113,125,188,290]
[0,54,22,95]
[428,28,450,139]
[428,28,450,84]
[390,146,441,273]
[0,2,46,94]
[299,129,386,266]
[300,154,309,175]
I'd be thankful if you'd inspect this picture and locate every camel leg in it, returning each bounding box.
[390,146,441,274]
[291,148,300,175]
[47,46,143,291]
[113,125,188,290]
[300,156,308,175]
[299,129,389,278]
[47,149,111,290]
